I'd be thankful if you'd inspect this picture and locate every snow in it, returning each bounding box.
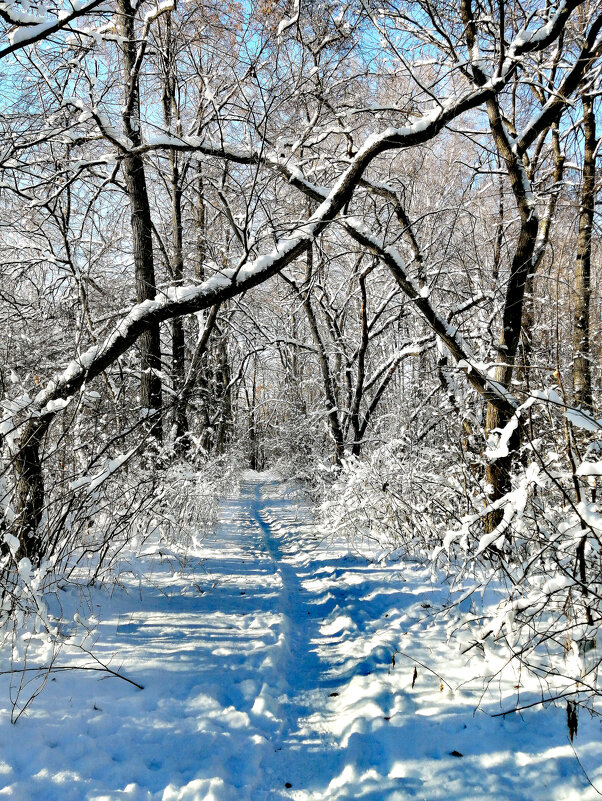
[0,474,601,799]
[144,0,174,24]
[43,396,72,414]
[277,0,299,36]
[8,20,55,45]
[577,461,602,477]
[166,284,207,303]
[486,415,519,460]
[3,531,19,556]
[69,448,137,492]
[566,406,602,432]
[3,0,102,47]
[63,98,133,151]
[0,1,44,25]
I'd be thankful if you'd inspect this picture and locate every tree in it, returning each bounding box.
[573,91,597,411]
[0,0,599,584]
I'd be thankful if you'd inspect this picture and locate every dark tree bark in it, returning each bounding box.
[14,422,47,564]
[350,267,371,456]
[458,0,597,530]
[482,97,540,521]
[247,367,259,470]
[573,92,596,411]
[302,243,345,464]
[173,304,221,453]
[214,337,233,454]
[519,127,565,389]
[160,16,188,448]
[195,167,206,282]
[118,0,162,441]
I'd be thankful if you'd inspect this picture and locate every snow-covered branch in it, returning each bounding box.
[0,0,107,59]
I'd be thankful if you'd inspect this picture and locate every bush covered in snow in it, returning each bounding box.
[0,450,239,718]
[319,405,602,715]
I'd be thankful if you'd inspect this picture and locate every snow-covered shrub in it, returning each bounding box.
[319,408,602,713]
[0,448,239,716]
[123,452,240,556]
[434,452,602,709]
[319,437,475,560]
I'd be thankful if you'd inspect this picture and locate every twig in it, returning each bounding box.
[391,649,454,691]
[491,690,579,717]
[569,738,602,796]
[0,665,144,690]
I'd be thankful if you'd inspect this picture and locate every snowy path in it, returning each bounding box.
[0,474,601,800]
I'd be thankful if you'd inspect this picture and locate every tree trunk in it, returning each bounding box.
[161,25,188,449]
[247,369,259,470]
[573,92,596,411]
[196,166,206,282]
[350,268,370,456]
[484,211,538,511]
[482,96,544,521]
[118,0,162,441]
[519,126,565,389]
[303,243,345,464]
[215,337,232,454]
[13,421,48,565]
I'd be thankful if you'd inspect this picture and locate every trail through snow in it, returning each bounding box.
[0,473,601,799]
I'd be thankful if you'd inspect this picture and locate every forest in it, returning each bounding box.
[0,0,602,797]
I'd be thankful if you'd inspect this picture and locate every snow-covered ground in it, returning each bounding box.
[0,473,601,800]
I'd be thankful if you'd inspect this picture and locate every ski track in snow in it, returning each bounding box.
[0,473,601,799]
